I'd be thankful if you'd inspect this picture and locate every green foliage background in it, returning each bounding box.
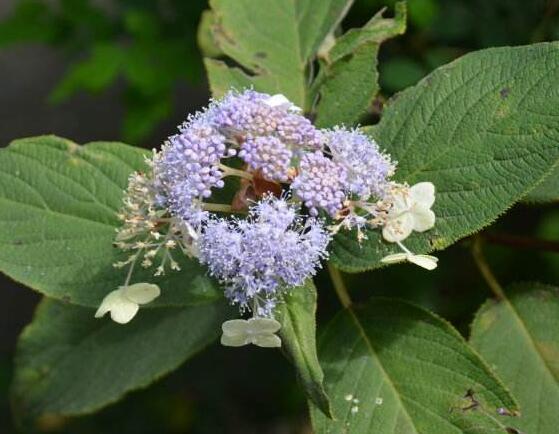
[1,0,559,433]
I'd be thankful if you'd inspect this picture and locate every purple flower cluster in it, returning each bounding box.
[154,116,229,226]
[148,89,398,315]
[292,151,348,217]
[327,127,395,199]
[276,112,323,150]
[110,88,435,331]
[210,90,322,149]
[198,196,330,316]
[209,90,278,135]
[238,136,291,181]
[154,90,329,226]
[290,128,396,219]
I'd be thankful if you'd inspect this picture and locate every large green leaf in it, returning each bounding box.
[277,281,332,418]
[332,42,559,271]
[313,2,406,128]
[523,165,559,203]
[311,298,519,433]
[0,136,221,307]
[203,0,352,108]
[12,299,227,428]
[470,283,559,434]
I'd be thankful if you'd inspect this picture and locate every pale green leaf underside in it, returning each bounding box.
[0,136,221,307]
[311,298,518,434]
[277,280,332,418]
[12,299,227,427]
[332,42,559,271]
[470,283,559,434]
[204,0,352,108]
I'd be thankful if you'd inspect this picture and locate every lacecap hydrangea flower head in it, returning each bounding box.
[96,89,437,348]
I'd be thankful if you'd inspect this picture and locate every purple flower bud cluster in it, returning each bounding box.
[277,113,323,150]
[112,88,425,328]
[198,196,330,316]
[154,90,330,225]
[238,136,292,181]
[145,89,399,315]
[291,151,348,217]
[209,90,279,135]
[154,116,228,226]
[327,127,395,199]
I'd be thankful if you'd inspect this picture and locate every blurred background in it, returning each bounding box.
[1,0,559,432]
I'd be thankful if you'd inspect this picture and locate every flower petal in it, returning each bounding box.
[222,319,249,336]
[382,213,414,242]
[110,300,140,324]
[408,254,438,271]
[380,253,409,264]
[410,182,435,208]
[122,283,161,305]
[388,190,410,215]
[264,94,301,112]
[94,289,123,319]
[411,205,436,232]
[252,333,282,348]
[247,317,281,334]
[221,332,250,347]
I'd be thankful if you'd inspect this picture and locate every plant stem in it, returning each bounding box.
[472,236,505,299]
[327,263,352,308]
[124,249,142,286]
[483,232,559,253]
[219,164,253,181]
[203,203,234,213]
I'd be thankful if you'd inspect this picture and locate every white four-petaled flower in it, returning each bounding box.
[95,282,160,324]
[221,317,282,348]
[382,182,436,243]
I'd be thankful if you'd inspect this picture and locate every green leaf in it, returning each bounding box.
[311,297,519,433]
[0,136,221,308]
[12,298,227,428]
[470,283,559,434]
[314,40,383,127]
[326,2,406,62]
[197,10,223,58]
[203,0,353,108]
[49,44,124,103]
[332,42,559,272]
[315,2,406,127]
[313,1,406,128]
[523,165,559,203]
[277,281,332,418]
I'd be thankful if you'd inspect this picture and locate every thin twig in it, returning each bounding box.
[327,263,352,308]
[472,237,505,300]
[483,232,559,253]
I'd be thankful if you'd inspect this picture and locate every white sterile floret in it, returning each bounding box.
[221,317,282,348]
[263,94,302,112]
[381,253,439,271]
[382,182,436,243]
[95,283,160,324]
